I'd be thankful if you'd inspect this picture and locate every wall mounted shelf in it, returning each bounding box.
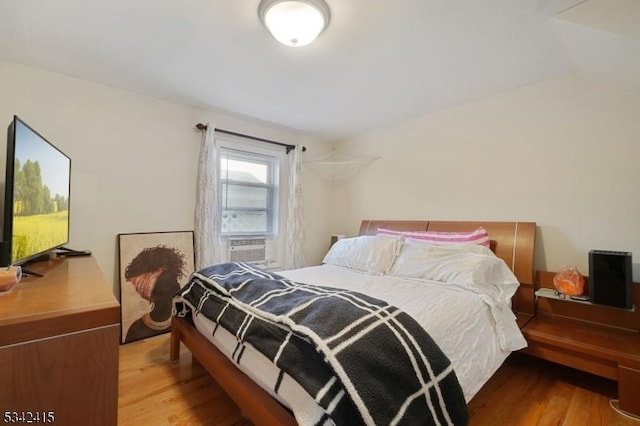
[305,150,380,181]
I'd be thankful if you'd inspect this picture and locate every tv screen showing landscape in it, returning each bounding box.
[8,117,70,264]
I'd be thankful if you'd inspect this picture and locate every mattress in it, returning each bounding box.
[190,264,526,405]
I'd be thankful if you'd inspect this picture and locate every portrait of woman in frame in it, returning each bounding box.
[118,231,195,344]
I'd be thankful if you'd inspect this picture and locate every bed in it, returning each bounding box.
[170,220,536,425]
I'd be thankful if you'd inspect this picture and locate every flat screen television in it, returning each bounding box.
[0,116,71,268]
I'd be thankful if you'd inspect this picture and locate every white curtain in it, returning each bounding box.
[285,145,306,269]
[194,124,221,270]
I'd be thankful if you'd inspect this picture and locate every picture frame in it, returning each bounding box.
[118,230,195,344]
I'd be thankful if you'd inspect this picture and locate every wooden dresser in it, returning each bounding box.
[0,256,120,425]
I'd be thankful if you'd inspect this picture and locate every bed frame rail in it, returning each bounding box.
[170,316,296,426]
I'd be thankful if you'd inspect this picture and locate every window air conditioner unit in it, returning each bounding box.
[228,238,267,264]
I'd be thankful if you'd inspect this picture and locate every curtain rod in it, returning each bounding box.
[195,123,306,154]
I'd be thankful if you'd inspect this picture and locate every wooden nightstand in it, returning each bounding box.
[0,256,120,425]
[521,271,640,418]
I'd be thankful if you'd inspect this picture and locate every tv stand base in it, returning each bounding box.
[57,247,92,257]
[20,268,44,278]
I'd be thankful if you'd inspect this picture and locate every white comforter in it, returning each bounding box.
[280,264,526,401]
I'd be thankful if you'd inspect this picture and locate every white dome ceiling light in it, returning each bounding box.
[258,0,331,47]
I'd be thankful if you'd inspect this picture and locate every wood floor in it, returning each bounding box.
[118,334,639,425]
[118,333,251,426]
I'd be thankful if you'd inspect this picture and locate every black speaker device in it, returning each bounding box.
[588,250,633,309]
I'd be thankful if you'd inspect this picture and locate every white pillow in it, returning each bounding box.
[389,240,518,305]
[322,235,401,275]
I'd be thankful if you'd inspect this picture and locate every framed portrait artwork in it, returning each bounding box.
[118,231,195,344]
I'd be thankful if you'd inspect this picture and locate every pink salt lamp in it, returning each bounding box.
[553,266,585,296]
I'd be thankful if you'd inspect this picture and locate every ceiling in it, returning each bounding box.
[0,0,638,141]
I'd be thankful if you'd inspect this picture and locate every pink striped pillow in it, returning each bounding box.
[375,228,406,237]
[376,227,490,247]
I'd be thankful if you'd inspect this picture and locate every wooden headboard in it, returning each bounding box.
[359,220,537,319]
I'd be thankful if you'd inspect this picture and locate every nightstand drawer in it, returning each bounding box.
[522,341,618,380]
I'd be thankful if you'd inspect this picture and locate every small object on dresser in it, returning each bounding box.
[553,265,585,296]
[0,265,22,293]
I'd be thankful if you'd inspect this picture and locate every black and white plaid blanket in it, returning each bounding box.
[174,262,468,426]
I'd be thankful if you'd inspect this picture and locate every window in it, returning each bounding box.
[220,148,279,236]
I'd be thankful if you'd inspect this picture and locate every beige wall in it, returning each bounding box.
[4,61,637,288]
[0,60,333,294]
[332,75,640,276]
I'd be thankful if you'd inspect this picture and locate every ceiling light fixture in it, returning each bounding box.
[258,0,331,47]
